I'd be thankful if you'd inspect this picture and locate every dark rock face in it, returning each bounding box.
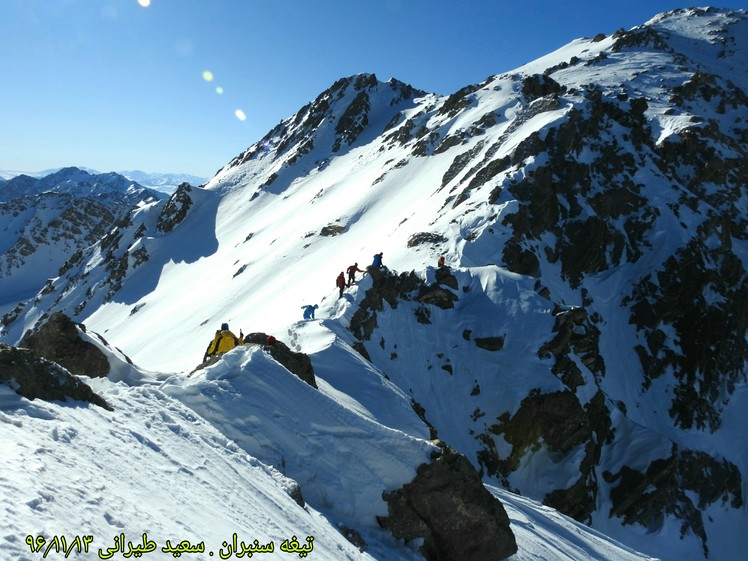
[474,336,505,351]
[438,84,481,119]
[157,182,194,233]
[378,446,517,561]
[19,312,110,378]
[242,332,317,388]
[333,88,371,152]
[538,307,605,389]
[350,267,458,344]
[626,234,748,431]
[521,73,565,102]
[0,342,112,410]
[407,232,448,248]
[604,448,743,558]
[477,390,613,525]
[499,88,655,288]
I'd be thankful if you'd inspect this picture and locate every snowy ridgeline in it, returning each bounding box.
[1,334,659,561]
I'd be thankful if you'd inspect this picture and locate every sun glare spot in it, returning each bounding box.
[215,86,224,94]
[202,70,214,82]
[137,0,151,7]
[235,109,247,121]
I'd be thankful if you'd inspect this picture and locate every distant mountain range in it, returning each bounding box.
[0,167,207,194]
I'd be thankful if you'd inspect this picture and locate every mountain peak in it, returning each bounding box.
[0,166,165,204]
[217,73,427,182]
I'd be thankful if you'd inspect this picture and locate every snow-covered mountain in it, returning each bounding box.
[0,167,165,311]
[2,7,747,561]
[0,167,165,204]
[0,167,205,194]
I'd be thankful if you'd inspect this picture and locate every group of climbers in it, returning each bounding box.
[203,252,446,363]
[303,252,385,323]
[336,252,384,298]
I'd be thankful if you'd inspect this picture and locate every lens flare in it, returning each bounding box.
[137,4,248,126]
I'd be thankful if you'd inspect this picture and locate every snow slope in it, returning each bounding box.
[1,329,659,561]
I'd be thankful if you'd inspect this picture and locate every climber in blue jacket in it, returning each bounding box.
[302,304,319,320]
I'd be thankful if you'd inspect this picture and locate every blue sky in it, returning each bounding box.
[3,0,748,178]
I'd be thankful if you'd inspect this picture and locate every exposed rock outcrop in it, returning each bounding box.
[156,182,194,233]
[476,390,613,524]
[474,336,505,351]
[538,306,605,389]
[242,332,317,388]
[0,342,112,410]
[378,445,517,561]
[19,312,111,378]
[626,228,748,431]
[604,448,743,558]
[350,267,459,344]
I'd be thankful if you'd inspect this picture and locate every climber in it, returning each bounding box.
[203,323,242,362]
[336,271,346,298]
[346,262,364,286]
[372,252,384,269]
[302,304,319,320]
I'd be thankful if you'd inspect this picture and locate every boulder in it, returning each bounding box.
[19,312,110,378]
[434,266,458,289]
[378,445,517,561]
[474,336,505,351]
[416,284,458,309]
[0,343,112,410]
[243,332,317,388]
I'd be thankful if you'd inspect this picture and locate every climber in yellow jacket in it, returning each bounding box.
[203,323,243,362]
